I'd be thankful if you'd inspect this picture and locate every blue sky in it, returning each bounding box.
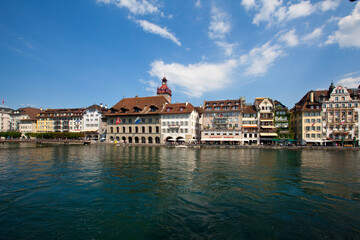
[1,0,360,110]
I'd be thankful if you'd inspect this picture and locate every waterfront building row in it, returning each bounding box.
[1,79,359,146]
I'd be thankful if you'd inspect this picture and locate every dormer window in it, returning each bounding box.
[166,107,171,112]
[180,107,184,112]
[150,106,157,112]
[133,107,141,113]
[120,108,128,113]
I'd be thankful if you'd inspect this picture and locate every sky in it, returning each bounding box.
[0,0,360,110]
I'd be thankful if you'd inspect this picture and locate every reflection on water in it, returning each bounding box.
[0,144,360,239]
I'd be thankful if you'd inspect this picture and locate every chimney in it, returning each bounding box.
[310,91,314,103]
[100,103,103,107]
[40,107,43,111]
[135,95,138,98]
[185,100,188,106]
[105,105,108,109]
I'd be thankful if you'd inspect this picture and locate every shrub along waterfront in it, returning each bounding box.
[25,132,85,139]
[0,131,22,138]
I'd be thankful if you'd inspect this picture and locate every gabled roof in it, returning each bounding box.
[243,105,257,114]
[18,107,42,121]
[106,95,169,116]
[291,90,326,113]
[86,104,108,113]
[161,103,197,115]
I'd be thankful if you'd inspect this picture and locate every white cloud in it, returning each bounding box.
[139,79,158,92]
[302,26,323,42]
[208,7,230,40]
[149,59,238,97]
[215,41,238,56]
[241,0,256,10]
[195,0,201,8]
[337,76,360,88]
[317,0,340,12]
[244,0,338,25]
[136,20,181,46]
[287,1,314,20]
[279,29,299,47]
[253,0,282,25]
[96,0,159,15]
[326,2,360,48]
[239,42,284,76]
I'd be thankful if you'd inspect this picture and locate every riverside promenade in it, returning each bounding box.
[0,139,359,151]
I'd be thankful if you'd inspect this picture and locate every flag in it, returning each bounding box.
[116,117,121,125]
[311,122,315,127]
[341,119,345,125]
[1,98,4,104]
[134,117,141,124]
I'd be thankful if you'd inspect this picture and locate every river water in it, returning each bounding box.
[1,143,360,239]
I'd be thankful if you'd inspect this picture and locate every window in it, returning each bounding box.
[180,107,184,112]
[149,126,152,133]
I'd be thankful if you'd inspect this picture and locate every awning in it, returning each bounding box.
[201,138,243,141]
[261,126,276,128]
[242,125,258,128]
[260,133,277,136]
[260,119,273,122]
[177,139,186,141]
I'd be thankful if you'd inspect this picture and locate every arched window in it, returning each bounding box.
[123,127,126,133]
[149,126,152,133]
[110,127,113,133]
[116,136,120,141]
[110,136,114,141]
[116,127,119,133]
[142,126,145,133]
[135,137,139,143]
[141,137,146,143]
[156,126,159,133]
[129,127,132,133]
[148,137,153,144]
[128,137,132,143]
[135,126,139,133]
[155,137,160,144]
[122,136,126,143]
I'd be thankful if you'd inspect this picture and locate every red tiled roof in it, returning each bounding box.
[243,105,257,114]
[17,107,42,121]
[161,103,197,115]
[291,90,327,113]
[203,99,241,112]
[106,95,169,116]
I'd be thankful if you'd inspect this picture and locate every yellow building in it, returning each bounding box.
[36,111,54,133]
[291,90,324,145]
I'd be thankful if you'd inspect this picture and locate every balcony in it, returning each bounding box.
[168,125,180,129]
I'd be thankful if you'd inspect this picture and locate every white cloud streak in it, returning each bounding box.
[243,0,340,25]
[239,42,284,76]
[136,20,181,46]
[337,76,360,88]
[208,6,231,40]
[326,2,360,48]
[96,0,159,15]
[279,29,299,47]
[149,60,238,97]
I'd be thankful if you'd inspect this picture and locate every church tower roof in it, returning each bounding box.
[157,77,172,96]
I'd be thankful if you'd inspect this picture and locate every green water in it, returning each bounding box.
[1,143,360,239]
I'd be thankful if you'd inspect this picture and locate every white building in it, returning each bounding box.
[0,107,13,132]
[161,102,201,143]
[18,107,42,136]
[322,84,360,144]
[83,104,108,140]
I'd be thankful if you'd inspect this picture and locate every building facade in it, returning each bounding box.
[105,78,172,144]
[254,98,277,144]
[0,107,13,132]
[161,102,201,143]
[18,107,42,136]
[83,104,108,140]
[37,108,84,133]
[242,105,259,145]
[273,101,293,140]
[201,99,243,144]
